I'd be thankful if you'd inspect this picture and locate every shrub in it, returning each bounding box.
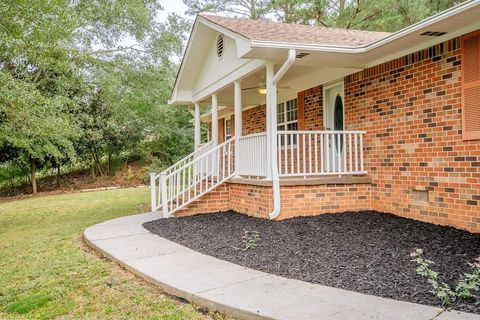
[234,230,261,251]
[411,249,480,307]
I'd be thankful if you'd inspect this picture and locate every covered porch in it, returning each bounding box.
[151,48,370,218]
[192,49,367,180]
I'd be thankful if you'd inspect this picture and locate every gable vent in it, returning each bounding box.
[420,31,447,37]
[216,34,224,59]
[296,52,309,59]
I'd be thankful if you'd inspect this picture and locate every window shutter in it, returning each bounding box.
[461,30,480,140]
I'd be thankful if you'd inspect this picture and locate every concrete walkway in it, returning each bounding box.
[84,212,480,320]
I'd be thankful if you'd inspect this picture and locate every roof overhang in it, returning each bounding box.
[242,0,480,66]
[169,15,254,105]
[170,0,480,105]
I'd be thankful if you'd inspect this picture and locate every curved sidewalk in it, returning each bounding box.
[84,212,479,320]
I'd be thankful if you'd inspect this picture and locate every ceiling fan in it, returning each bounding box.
[242,78,290,95]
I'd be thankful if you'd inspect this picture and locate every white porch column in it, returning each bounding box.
[211,94,218,147]
[265,63,274,180]
[234,81,242,138]
[234,81,242,172]
[194,103,201,150]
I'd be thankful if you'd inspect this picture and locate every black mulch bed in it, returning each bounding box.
[143,211,480,314]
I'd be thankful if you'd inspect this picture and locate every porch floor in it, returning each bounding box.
[231,174,371,186]
[144,211,480,315]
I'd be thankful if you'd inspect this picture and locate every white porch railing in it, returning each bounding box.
[150,131,367,215]
[160,141,213,177]
[151,138,235,216]
[277,131,366,176]
[237,132,267,177]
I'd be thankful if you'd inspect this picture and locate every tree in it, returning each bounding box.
[0,71,79,194]
[183,0,465,31]
[183,0,270,19]
[0,0,191,194]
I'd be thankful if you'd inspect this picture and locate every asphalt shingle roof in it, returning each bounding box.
[201,14,391,48]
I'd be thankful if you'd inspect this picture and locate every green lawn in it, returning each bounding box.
[0,188,211,320]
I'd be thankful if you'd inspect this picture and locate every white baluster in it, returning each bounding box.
[360,133,364,173]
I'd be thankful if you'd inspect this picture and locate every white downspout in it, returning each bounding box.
[269,49,296,220]
[265,63,274,180]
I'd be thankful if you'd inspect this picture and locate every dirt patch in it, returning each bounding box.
[0,162,148,199]
[143,211,480,314]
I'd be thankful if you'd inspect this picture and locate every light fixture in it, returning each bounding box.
[258,88,267,95]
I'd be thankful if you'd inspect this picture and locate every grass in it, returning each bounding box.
[0,187,213,320]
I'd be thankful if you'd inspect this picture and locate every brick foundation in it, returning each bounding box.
[175,181,371,220]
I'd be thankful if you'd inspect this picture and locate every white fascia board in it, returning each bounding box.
[249,40,362,54]
[169,90,193,105]
[169,17,202,105]
[192,59,265,103]
[171,17,254,105]
[248,0,480,56]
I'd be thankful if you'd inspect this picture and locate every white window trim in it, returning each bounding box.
[277,98,298,131]
[322,80,345,131]
[277,98,298,148]
[224,118,232,140]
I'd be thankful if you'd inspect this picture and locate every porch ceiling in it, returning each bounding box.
[199,63,361,120]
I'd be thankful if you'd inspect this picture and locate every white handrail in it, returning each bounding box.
[156,141,213,178]
[168,139,233,176]
[151,137,235,216]
[281,130,367,134]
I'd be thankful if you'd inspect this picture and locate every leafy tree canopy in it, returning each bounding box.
[183,0,464,32]
[0,0,191,193]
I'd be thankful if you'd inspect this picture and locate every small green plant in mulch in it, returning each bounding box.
[234,230,261,251]
[411,248,480,307]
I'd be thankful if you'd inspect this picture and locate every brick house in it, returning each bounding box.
[151,1,480,233]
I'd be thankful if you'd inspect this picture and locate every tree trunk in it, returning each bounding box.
[107,150,112,175]
[94,153,103,177]
[30,158,37,194]
[56,164,61,187]
[91,160,96,179]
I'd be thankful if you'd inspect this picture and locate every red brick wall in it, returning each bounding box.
[175,184,230,217]
[175,182,371,220]
[198,36,480,233]
[218,118,225,143]
[280,184,371,218]
[301,85,324,130]
[242,105,266,135]
[345,37,480,232]
[230,183,272,218]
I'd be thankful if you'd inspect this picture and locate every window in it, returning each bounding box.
[277,98,298,146]
[461,30,480,140]
[224,118,231,140]
[277,98,298,131]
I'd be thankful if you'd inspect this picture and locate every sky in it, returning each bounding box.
[159,0,189,21]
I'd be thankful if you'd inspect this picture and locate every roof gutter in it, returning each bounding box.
[269,49,296,220]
